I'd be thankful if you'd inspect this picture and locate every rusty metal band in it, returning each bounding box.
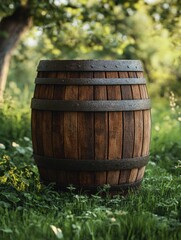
[34,155,149,171]
[31,99,151,112]
[37,60,143,72]
[35,77,146,85]
[40,179,143,192]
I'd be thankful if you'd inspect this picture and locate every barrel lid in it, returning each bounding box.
[37,60,143,72]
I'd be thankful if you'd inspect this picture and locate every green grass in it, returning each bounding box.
[0,165,180,240]
[0,96,180,240]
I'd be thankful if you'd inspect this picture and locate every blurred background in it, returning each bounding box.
[0,0,180,158]
[0,2,180,237]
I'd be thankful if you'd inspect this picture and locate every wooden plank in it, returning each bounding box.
[64,74,78,158]
[78,73,94,159]
[41,72,55,182]
[137,166,146,180]
[137,71,148,97]
[32,78,39,148]
[32,73,42,178]
[33,72,44,156]
[32,71,45,155]
[121,92,134,157]
[33,72,47,182]
[94,72,107,185]
[78,72,94,186]
[142,110,151,156]
[64,72,79,186]
[52,72,66,186]
[118,72,134,184]
[52,72,65,157]
[128,168,138,183]
[139,75,150,156]
[118,170,130,184]
[128,72,141,182]
[32,71,45,153]
[36,72,54,157]
[34,71,42,97]
[136,71,151,180]
[106,71,122,185]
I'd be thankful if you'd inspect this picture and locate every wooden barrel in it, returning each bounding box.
[31,60,151,194]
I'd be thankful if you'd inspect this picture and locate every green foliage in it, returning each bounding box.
[150,92,181,175]
[147,0,181,37]
[0,156,40,192]
[3,0,179,98]
[0,163,180,239]
[0,98,31,143]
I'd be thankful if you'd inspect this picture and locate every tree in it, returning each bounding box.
[0,2,31,99]
[0,0,180,100]
[0,0,141,100]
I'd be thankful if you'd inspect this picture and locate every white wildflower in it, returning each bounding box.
[110,217,116,222]
[12,142,20,148]
[50,225,63,239]
[0,143,5,150]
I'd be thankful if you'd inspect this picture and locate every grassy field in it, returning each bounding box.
[0,96,180,240]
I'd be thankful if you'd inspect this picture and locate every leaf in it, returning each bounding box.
[1,192,20,203]
[0,228,13,233]
[16,147,26,155]
[0,201,11,208]
[24,137,30,142]
[50,225,63,239]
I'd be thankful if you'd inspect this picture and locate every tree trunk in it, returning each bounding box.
[0,5,32,100]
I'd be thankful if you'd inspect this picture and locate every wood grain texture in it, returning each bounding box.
[64,73,78,159]
[128,72,140,182]
[137,166,146,180]
[118,72,134,183]
[33,72,49,181]
[52,72,66,186]
[64,72,79,186]
[94,72,107,185]
[42,73,54,158]
[137,71,151,181]
[137,109,151,180]
[106,71,122,185]
[33,72,44,156]
[52,72,65,157]
[41,72,55,182]
[78,72,94,186]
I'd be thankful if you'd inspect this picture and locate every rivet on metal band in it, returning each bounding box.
[31,99,151,112]
[35,77,146,85]
[37,60,143,72]
[34,155,149,171]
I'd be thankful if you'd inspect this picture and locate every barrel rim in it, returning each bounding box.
[37,60,143,72]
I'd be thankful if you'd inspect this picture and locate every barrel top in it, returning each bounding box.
[37,60,143,72]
